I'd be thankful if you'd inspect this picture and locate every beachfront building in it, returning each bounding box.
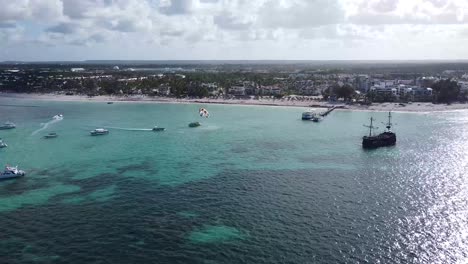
[152,84,171,96]
[259,85,284,96]
[417,76,438,88]
[368,83,433,102]
[201,83,222,96]
[229,85,246,96]
[369,85,398,97]
[228,81,258,97]
[397,86,433,101]
[458,81,468,91]
[355,75,370,92]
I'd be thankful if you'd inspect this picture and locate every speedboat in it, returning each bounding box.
[0,122,16,130]
[0,165,25,180]
[0,139,7,148]
[53,114,63,120]
[43,132,58,139]
[189,122,201,128]
[90,128,109,136]
[152,126,166,132]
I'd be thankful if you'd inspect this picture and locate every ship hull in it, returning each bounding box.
[362,132,396,149]
[0,173,25,180]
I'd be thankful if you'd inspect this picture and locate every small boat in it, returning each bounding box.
[107,102,114,104]
[302,112,316,120]
[53,114,63,120]
[189,122,201,128]
[152,126,166,131]
[0,122,16,130]
[312,116,322,122]
[90,128,109,136]
[43,132,58,139]
[0,139,7,148]
[0,165,25,180]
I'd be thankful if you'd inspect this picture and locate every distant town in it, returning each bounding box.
[1,61,468,105]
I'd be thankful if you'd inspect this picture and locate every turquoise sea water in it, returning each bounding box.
[1,98,468,263]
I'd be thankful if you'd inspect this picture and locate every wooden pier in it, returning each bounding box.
[319,106,337,117]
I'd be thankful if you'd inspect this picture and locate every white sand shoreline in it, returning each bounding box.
[2,92,468,113]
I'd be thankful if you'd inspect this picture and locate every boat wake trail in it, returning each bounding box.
[32,118,63,135]
[105,126,153,132]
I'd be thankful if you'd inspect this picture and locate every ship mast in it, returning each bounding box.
[364,117,377,137]
[385,112,393,132]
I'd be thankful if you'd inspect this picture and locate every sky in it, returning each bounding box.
[0,0,467,61]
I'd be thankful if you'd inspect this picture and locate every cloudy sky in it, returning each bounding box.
[0,0,467,61]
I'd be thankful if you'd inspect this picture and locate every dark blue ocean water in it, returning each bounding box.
[1,98,468,263]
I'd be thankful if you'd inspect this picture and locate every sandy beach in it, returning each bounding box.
[2,92,468,112]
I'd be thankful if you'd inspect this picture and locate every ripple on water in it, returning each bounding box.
[188,225,246,244]
[177,211,199,218]
[61,184,117,204]
[0,184,80,212]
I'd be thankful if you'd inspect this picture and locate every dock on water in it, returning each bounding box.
[320,106,337,117]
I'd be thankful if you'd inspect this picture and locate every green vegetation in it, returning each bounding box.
[431,79,461,103]
[322,83,356,101]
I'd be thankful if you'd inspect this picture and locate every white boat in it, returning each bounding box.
[53,114,63,120]
[0,139,7,148]
[302,112,317,120]
[90,128,109,136]
[43,132,58,139]
[0,165,25,180]
[152,126,166,132]
[0,122,16,130]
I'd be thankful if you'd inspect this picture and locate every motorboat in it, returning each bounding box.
[189,122,201,128]
[90,128,109,136]
[0,122,16,130]
[152,126,166,131]
[107,102,114,104]
[0,139,7,148]
[53,114,64,120]
[0,165,25,180]
[43,132,58,139]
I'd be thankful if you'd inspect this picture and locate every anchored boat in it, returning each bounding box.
[189,122,201,128]
[0,122,16,130]
[302,112,316,120]
[0,165,25,180]
[362,112,396,149]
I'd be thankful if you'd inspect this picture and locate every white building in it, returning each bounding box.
[458,81,468,91]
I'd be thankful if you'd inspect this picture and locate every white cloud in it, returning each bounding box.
[0,0,468,60]
[0,0,63,22]
[258,0,345,28]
